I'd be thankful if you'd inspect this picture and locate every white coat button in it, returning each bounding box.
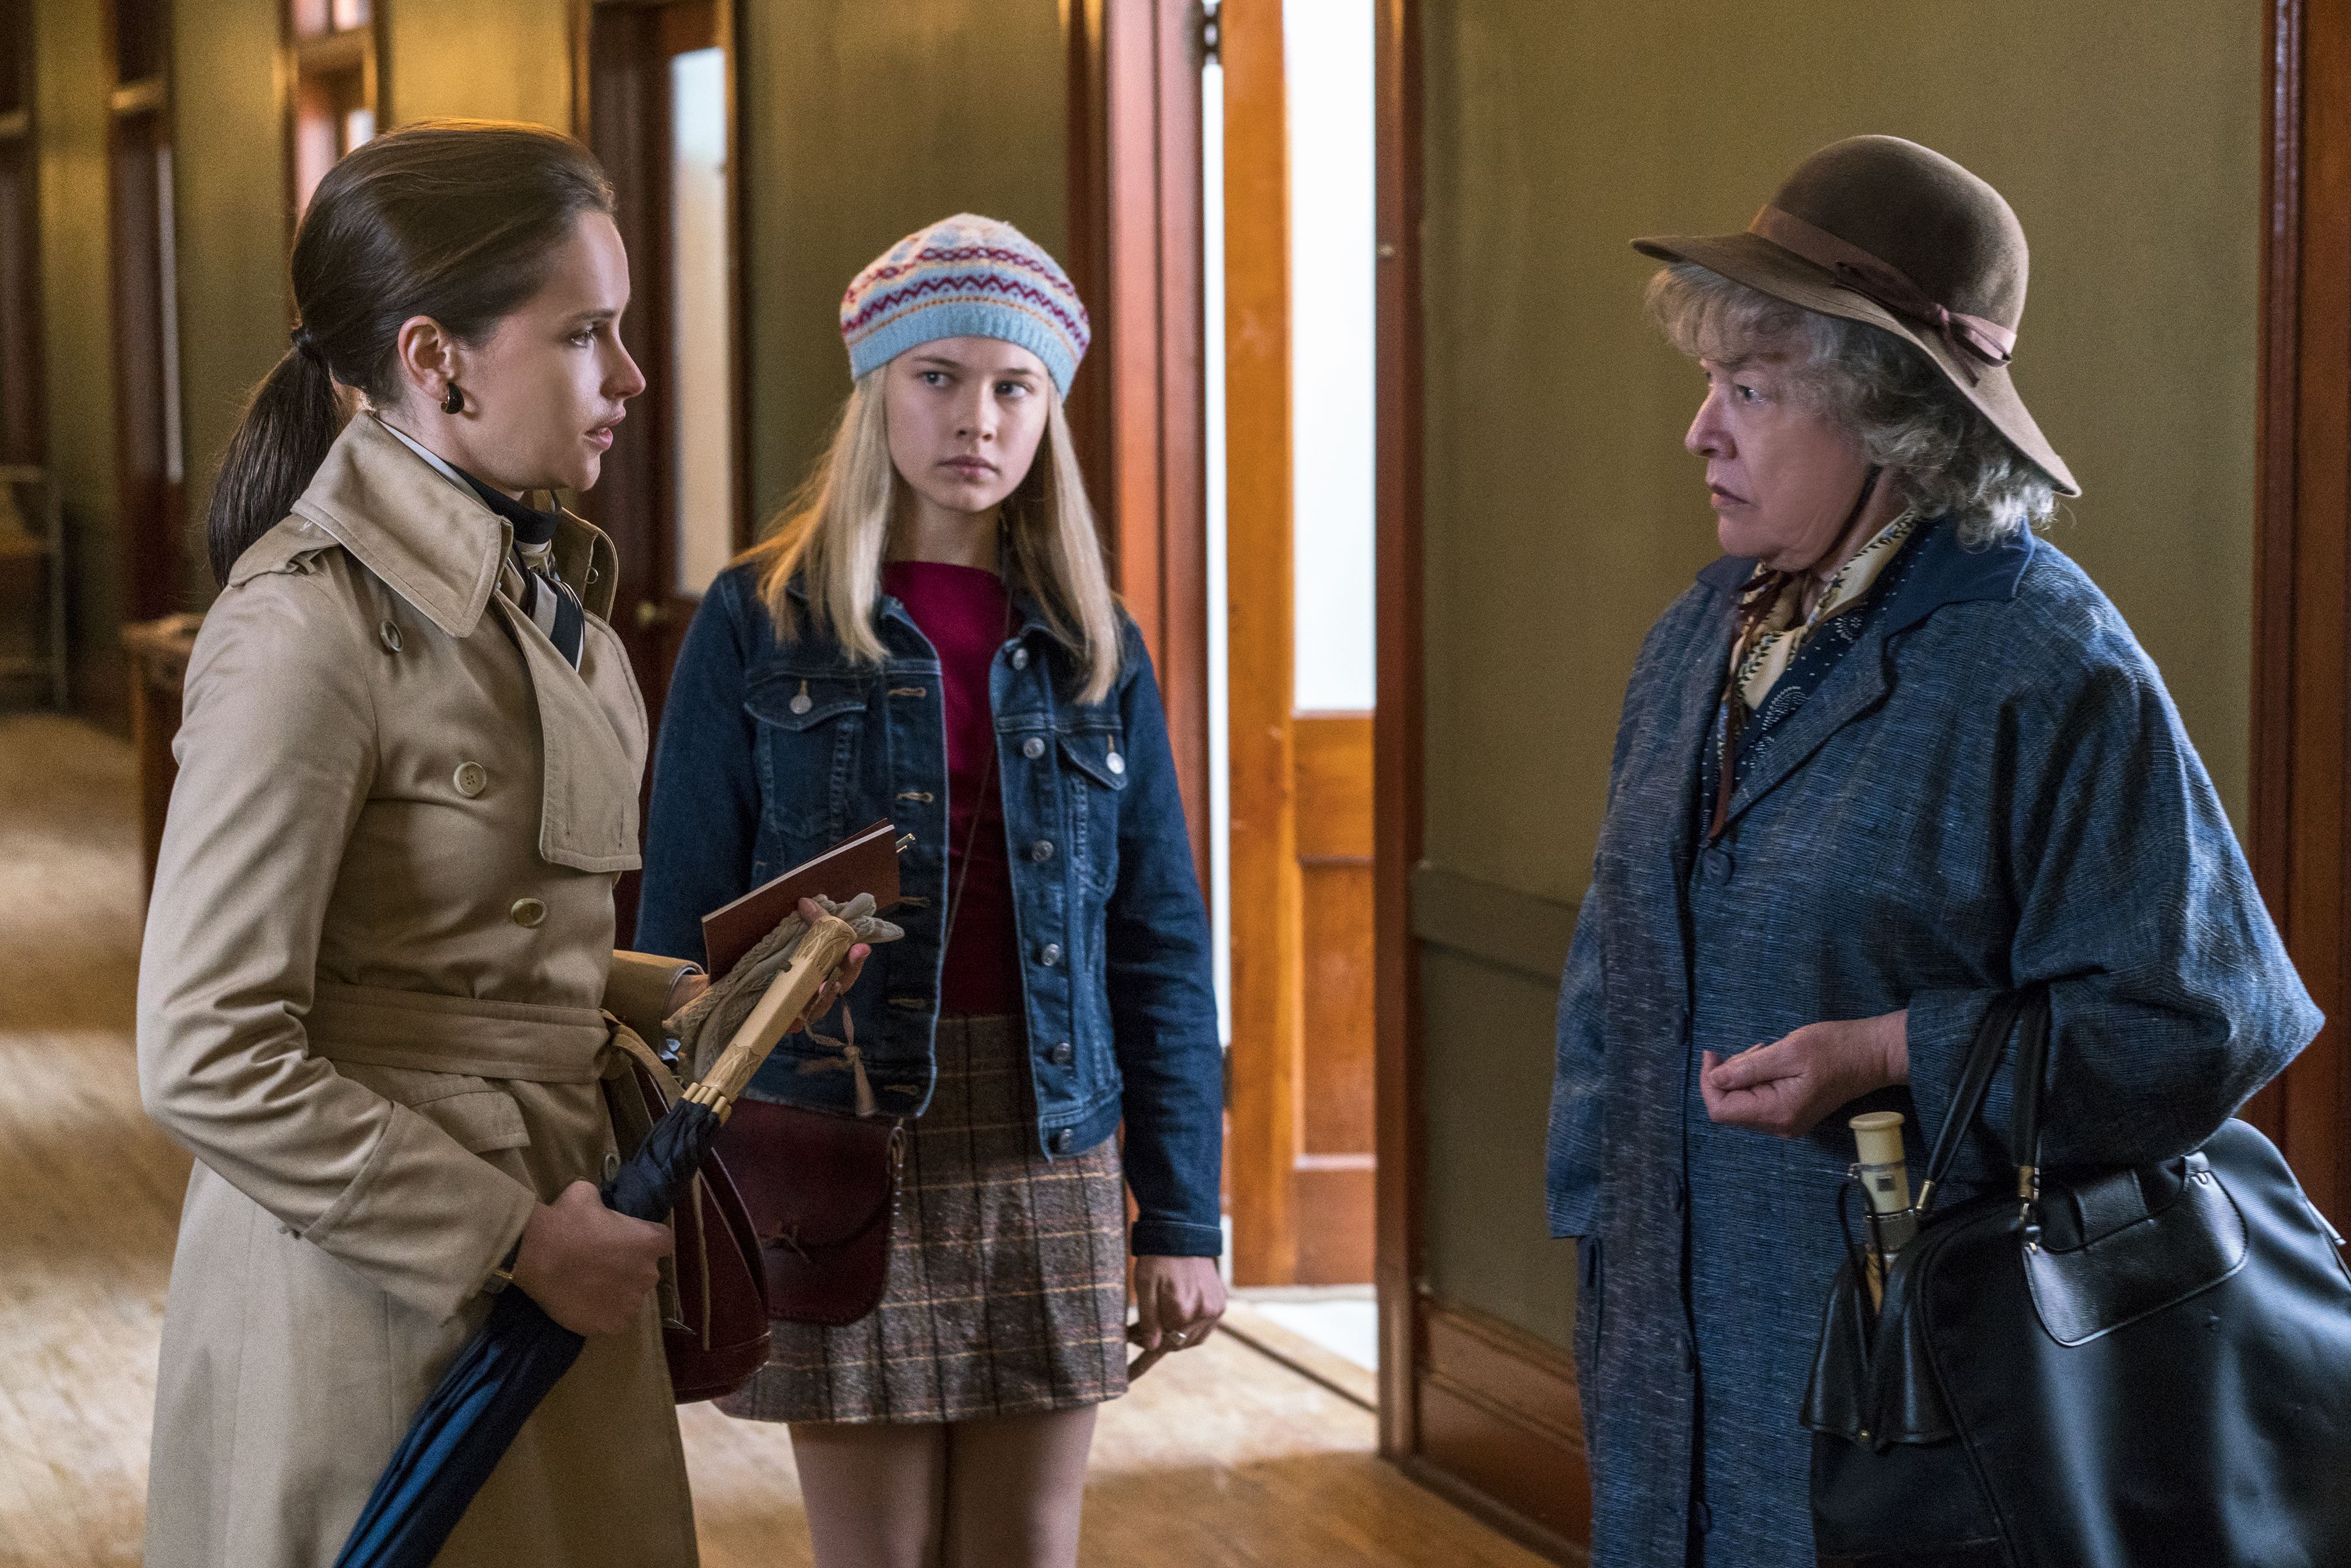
[378,620,403,654]
[1038,942,1062,967]
[1108,752,1125,775]
[509,897,548,928]
[1023,737,1046,760]
[1010,647,1031,670]
[453,761,487,797]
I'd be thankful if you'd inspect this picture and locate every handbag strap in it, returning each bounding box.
[1918,985,2050,1210]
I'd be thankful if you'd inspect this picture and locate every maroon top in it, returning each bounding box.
[884,560,1023,1017]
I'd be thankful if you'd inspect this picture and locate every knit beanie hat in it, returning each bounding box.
[839,214,1091,398]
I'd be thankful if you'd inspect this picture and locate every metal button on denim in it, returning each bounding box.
[1051,1128,1072,1153]
[377,620,402,654]
[1108,752,1125,775]
[1029,839,1054,863]
[1010,647,1031,670]
[509,897,547,928]
[1023,736,1046,760]
[1048,1040,1075,1066]
[452,761,487,797]
[1039,943,1062,967]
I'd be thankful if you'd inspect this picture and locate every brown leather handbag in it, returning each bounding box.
[715,1098,904,1326]
[603,1034,773,1403]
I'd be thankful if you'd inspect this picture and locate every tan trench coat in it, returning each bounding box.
[136,413,698,1567]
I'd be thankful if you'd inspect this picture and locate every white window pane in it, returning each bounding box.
[1285,0,1376,713]
[670,46,735,597]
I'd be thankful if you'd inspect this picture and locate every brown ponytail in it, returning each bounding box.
[204,120,614,586]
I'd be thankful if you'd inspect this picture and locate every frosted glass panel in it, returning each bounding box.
[671,46,736,596]
[1285,0,1376,713]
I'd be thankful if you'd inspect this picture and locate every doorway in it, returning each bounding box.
[575,0,746,936]
[1217,0,1380,1307]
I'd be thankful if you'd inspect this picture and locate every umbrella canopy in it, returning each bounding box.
[334,905,884,1567]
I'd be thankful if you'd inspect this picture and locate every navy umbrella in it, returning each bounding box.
[334,912,862,1568]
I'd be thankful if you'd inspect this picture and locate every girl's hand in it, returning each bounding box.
[1131,1255,1226,1355]
[789,897,867,1032]
[511,1179,673,1336]
[1699,1010,1909,1138]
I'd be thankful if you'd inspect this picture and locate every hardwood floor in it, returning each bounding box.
[0,712,1544,1568]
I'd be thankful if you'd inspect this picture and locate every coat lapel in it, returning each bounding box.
[294,415,641,872]
[1704,521,2038,839]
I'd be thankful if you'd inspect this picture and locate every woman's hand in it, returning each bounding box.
[510,1179,673,1336]
[1131,1255,1226,1356]
[1700,1010,1909,1138]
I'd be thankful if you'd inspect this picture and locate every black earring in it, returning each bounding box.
[441,383,464,415]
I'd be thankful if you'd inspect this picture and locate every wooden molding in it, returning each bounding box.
[1414,1294,1591,1563]
[1222,0,1303,1288]
[2248,0,2351,1225]
[1409,862,1578,984]
[1064,0,1211,876]
[107,78,165,117]
[1373,0,1427,1458]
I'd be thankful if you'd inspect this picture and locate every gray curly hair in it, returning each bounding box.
[1646,263,2056,545]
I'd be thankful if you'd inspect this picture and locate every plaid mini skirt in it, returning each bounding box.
[716,1014,1130,1426]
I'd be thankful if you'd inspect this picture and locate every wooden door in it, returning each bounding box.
[1224,0,1376,1289]
[576,0,745,938]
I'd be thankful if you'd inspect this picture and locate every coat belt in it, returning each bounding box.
[304,980,613,1083]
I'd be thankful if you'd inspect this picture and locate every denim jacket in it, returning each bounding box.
[636,560,1224,1257]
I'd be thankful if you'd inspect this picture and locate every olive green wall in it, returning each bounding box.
[35,0,121,711]
[737,0,1068,524]
[171,0,289,601]
[386,0,574,130]
[1416,0,2263,1349]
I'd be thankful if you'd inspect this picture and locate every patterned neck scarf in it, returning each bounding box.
[1726,509,1920,711]
[1708,507,1919,842]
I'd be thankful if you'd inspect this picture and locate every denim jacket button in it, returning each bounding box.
[1011,647,1031,671]
[1108,751,1125,775]
[1023,736,1046,760]
[1038,943,1062,967]
[1048,1040,1074,1066]
[1029,839,1055,863]
[1051,1128,1073,1153]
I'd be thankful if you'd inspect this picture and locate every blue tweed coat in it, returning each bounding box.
[1545,519,2320,1568]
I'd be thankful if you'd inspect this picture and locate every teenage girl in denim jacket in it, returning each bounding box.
[637,216,1223,1568]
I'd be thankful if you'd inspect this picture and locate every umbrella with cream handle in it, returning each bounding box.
[334,908,876,1568]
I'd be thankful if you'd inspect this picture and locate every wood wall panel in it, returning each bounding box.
[1413,1295,1590,1564]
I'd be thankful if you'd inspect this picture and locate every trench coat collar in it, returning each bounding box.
[278,413,619,637]
[1694,518,2038,835]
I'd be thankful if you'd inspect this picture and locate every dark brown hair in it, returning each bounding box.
[204,120,615,584]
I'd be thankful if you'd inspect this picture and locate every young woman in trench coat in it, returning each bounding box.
[134,121,866,1566]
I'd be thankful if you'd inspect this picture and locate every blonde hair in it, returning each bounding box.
[748,371,1122,703]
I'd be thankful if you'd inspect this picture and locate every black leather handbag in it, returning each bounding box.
[1804,987,2351,1568]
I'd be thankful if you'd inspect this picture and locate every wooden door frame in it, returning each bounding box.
[1064,0,1210,869]
[2248,0,2351,1229]
[106,0,184,627]
[1372,0,1422,1458]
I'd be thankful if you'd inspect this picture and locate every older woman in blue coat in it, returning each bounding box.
[1546,135,2321,1568]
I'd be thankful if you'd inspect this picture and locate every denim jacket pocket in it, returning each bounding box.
[1057,724,1128,894]
[744,671,865,843]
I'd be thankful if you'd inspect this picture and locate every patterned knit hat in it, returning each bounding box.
[839,214,1090,397]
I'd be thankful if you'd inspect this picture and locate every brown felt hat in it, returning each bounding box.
[1634,135,2077,496]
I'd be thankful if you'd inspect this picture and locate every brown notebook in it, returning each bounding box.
[700,820,904,977]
